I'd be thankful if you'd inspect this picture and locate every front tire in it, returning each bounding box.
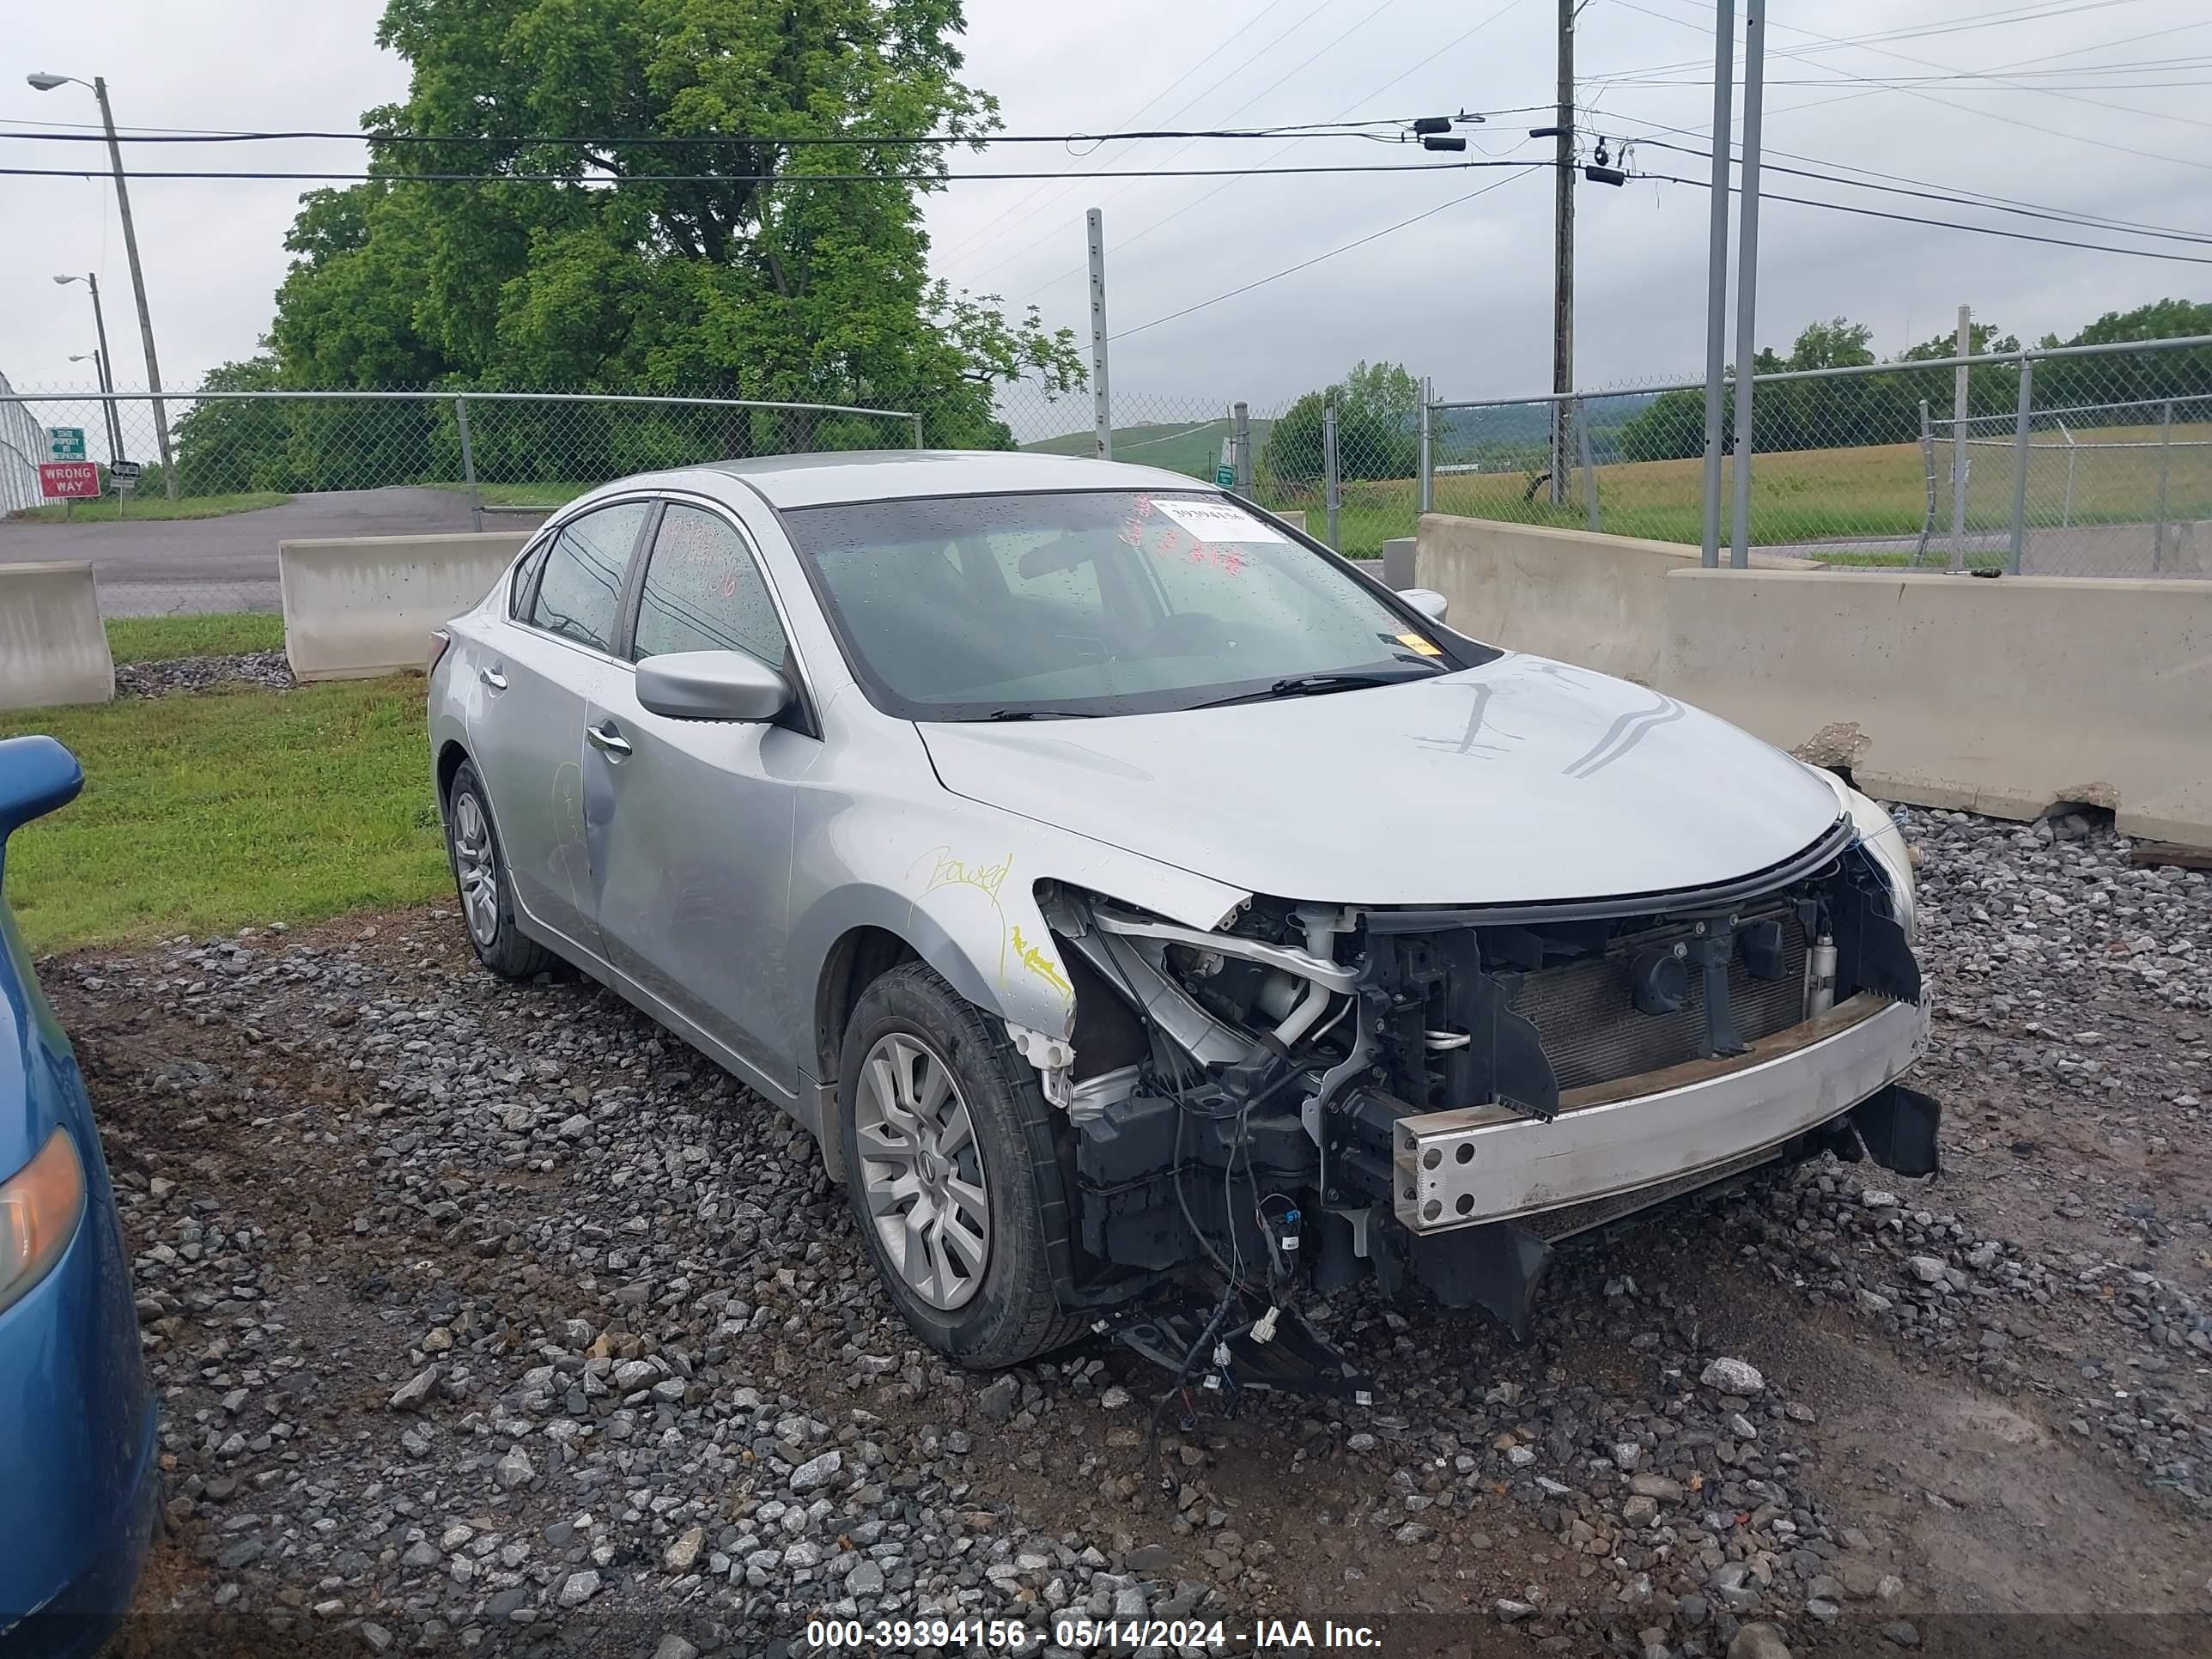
[444,760,555,980]
[836,964,1085,1369]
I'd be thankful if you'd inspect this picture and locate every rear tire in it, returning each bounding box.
[444,760,555,981]
[836,964,1085,1369]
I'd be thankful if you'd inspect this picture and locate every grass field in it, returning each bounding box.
[445,481,593,507]
[105,613,285,664]
[2,678,446,952]
[1260,422,2212,559]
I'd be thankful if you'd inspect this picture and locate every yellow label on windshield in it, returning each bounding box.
[1396,633,1443,657]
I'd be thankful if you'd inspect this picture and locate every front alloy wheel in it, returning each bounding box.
[854,1033,993,1311]
[834,964,1086,1368]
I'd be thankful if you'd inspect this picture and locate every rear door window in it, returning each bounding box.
[529,501,650,653]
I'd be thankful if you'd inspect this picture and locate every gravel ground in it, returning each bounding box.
[44,805,2212,1659]
[114,652,296,699]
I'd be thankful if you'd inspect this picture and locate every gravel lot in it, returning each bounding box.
[114,653,296,699]
[44,805,2211,1658]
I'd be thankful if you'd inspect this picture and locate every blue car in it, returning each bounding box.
[0,737,158,1658]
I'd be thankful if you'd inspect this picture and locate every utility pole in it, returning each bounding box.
[32,69,172,493]
[1698,0,1736,567]
[1725,0,1765,569]
[1550,0,1576,506]
[1086,208,1111,461]
[91,78,176,498]
[57,272,125,464]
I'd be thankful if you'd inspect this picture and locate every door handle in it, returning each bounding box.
[586,721,633,759]
[479,666,507,692]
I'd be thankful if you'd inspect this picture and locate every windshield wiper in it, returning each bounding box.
[1189,668,1441,710]
[980,708,1092,721]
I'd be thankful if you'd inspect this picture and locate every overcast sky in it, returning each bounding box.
[3,0,2207,423]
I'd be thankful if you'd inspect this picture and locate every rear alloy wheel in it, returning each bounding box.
[836,964,1086,1368]
[444,760,554,980]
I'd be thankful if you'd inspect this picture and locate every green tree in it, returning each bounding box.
[253,0,1083,484]
[172,356,303,495]
[1260,360,1420,488]
[2031,299,2212,423]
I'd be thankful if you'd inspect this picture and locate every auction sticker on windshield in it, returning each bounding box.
[1152,496,1288,544]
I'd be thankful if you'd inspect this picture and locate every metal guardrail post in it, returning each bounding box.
[912,412,925,450]
[1231,401,1251,500]
[454,394,482,534]
[1322,399,1340,551]
[1418,380,1433,515]
[1948,305,1971,573]
[1575,398,1600,532]
[2154,398,2172,573]
[1087,208,1112,462]
[2057,420,2076,527]
[2007,356,2034,574]
[1913,399,1934,567]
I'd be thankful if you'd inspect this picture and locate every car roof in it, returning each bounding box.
[671,448,1219,509]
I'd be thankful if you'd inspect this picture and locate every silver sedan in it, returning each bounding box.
[428,451,1933,1374]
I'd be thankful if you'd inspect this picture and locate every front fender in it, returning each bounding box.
[787,782,1248,1053]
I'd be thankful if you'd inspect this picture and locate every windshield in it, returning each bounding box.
[782,489,1486,720]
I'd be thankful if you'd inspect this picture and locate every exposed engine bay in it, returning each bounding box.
[1018,814,1940,1406]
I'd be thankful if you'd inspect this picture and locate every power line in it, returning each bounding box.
[1606,0,2212,155]
[1643,171,2212,265]
[0,158,1550,185]
[933,0,1333,266]
[1627,137,2212,246]
[1588,0,2152,83]
[1595,108,2212,250]
[956,0,1424,289]
[1000,0,1537,304]
[0,119,1435,147]
[1112,165,1547,340]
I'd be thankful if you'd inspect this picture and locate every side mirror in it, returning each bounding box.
[0,736,84,845]
[1399,587,1449,625]
[635,651,791,722]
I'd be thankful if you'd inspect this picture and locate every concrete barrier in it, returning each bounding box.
[1382,537,1416,591]
[279,532,530,681]
[1414,515,1816,684]
[1662,569,2212,847]
[0,562,113,710]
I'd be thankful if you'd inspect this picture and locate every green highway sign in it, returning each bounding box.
[1214,463,1235,489]
[46,426,87,462]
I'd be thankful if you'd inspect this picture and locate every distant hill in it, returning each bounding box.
[1023,417,1273,482]
[1433,392,1662,470]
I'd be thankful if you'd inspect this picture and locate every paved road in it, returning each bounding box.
[0,488,549,616]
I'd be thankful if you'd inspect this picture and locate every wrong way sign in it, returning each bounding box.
[39,461,101,500]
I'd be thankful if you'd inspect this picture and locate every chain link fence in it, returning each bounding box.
[1429,333,2212,577]
[8,331,2206,622]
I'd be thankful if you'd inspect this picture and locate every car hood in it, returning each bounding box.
[917,652,1844,907]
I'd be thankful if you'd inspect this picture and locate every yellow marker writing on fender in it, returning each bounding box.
[1008,924,1073,998]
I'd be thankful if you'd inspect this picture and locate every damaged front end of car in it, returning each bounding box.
[1015,803,1938,1398]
